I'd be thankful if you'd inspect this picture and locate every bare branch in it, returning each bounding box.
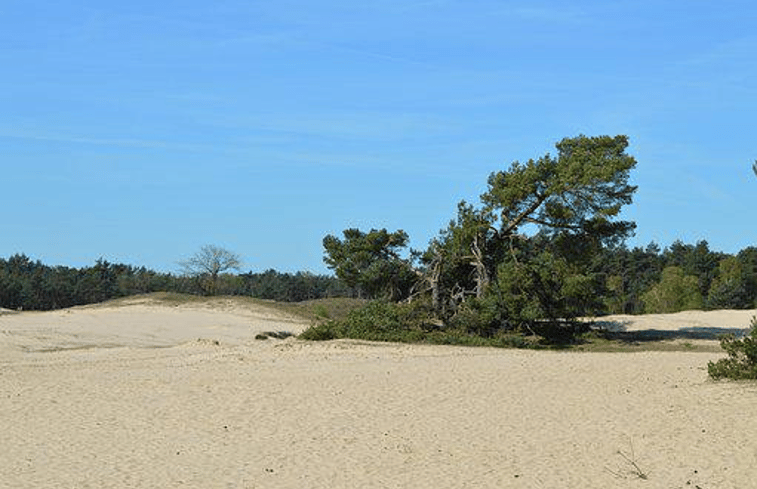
[178,245,242,295]
[180,245,242,277]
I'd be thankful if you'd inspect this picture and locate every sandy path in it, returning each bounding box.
[1,304,756,488]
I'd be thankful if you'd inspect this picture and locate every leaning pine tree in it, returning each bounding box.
[426,135,638,340]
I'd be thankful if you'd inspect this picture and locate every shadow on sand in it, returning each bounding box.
[589,320,749,343]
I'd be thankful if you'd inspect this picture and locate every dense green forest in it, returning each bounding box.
[0,254,355,311]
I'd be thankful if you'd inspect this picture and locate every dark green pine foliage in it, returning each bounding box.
[709,316,757,380]
[444,135,638,337]
[323,228,417,301]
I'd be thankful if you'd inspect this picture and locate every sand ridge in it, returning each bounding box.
[1,302,756,488]
[0,297,309,354]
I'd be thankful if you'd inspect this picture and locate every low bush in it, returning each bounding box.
[299,300,545,349]
[299,300,430,343]
[708,316,757,380]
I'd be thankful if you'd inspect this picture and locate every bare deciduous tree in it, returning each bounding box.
[179,245,242,295]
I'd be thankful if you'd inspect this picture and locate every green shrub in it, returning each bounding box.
[298,300,432,343]
[313,304,330,319]
[445,295,589,345]
[446,298,504,337]
[298,299,547,349]
[297,322,339,341]
[708,316,757,380]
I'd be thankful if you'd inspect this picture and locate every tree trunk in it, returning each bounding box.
[426,250,443,313]
[471,234,490,298]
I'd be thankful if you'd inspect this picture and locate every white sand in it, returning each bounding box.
[592,309,756,334]
[0,297,306,353]
[1,301,756,488]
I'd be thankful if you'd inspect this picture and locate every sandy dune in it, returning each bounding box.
[0,297,308,354]
[1,301,756,488]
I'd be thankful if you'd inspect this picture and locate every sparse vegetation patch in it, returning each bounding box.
[708,316,757,380]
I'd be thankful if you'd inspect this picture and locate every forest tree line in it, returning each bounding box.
[593,240,757,314]
[3,239,755,314]
[0,254,355,311]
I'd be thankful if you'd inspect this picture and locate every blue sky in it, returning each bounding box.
[2,1,756,274]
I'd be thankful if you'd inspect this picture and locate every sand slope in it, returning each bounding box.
[0,297,308,354]
[1,302,756,488]
[593,309,755,335]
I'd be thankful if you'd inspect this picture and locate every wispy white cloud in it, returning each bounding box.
[681,34,757,66]
[676,35,757,91]
[201,110,460,142]
[312,41,438,68]
[0,127,210,152]
[508,5,591,24]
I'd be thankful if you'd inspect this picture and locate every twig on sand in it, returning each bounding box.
[606,439,649,480]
